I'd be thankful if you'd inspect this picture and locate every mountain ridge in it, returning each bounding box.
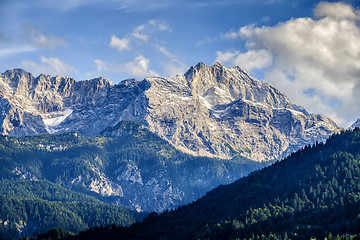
[0,63,341,161]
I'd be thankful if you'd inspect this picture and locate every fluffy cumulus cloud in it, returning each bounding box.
[314,1,359,19]
[122,55,158,77]
[215,49,272,71]
[21,56,77,76]
[109,35,131,51]
[221,1,360,126]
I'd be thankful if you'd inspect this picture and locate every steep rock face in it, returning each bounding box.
[0,64,341,161]
[142,63,340,160]
[0,69,148,136]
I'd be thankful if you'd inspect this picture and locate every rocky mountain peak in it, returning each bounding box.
[83,76,113,87]
[2,69,34,93]
[0,65,342,160]
[3,68,33,80]
[183,62,293,109]
[184,62,224,80]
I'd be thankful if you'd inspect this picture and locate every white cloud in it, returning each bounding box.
[132,25,149,42]
[90,55,158,79]
[23,24,65,50]
[215,51,238,63]
[123,55,158,77]
[155,44,187,77]
[149,19,170,31]
[94,59,109,73]
[215,49,272,71]
[163,59,188,78]
[33,34,65,49]
[220,1,360,126]
[222,31,240,40]
[85,59,109,79]
[131,20,170,42]
[21,56,77,76]
[0,45,36,59]
[107,20,176,78]
[0,26,64,59]
[314,1,359,20]
[156,45,175,58]
[109,20,170,50]
[109,35,131,51]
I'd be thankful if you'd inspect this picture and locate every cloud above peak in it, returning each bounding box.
[91,55,158,79]
[219,1,360,126]
[132,20,171,42]
[109,19,170,51]
[21,56,77,76]
[104,19,184,78]
[215,49,272,71]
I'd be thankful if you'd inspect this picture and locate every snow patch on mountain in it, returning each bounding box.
[42,109,73,133]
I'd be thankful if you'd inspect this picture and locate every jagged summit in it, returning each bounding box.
[350,118,360,130]
[184,62,300,110]
[0,64,341,161]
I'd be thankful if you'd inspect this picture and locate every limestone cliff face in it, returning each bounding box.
[0,63,341,161]
[0,69,148,136]
[142,63,340,160]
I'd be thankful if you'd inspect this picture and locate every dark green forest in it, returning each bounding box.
[0,179,144,240]
[0,121,266,239]
[48,128,360,240]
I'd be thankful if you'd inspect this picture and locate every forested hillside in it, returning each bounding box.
[58,128,360,240]
[0,121,265,238]
[0,179,143,240]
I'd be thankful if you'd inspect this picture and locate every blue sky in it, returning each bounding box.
[0,0,359,127]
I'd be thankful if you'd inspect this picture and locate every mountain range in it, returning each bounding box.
[0,63,355,239]
[0,63,342,161]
